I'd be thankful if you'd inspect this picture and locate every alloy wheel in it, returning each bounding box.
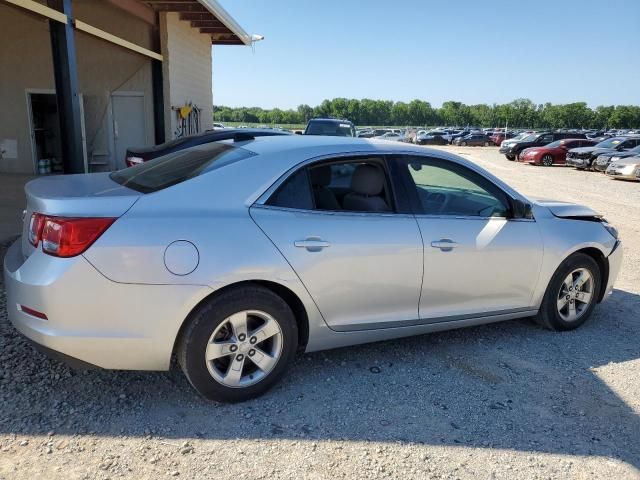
[542,154,554,166]
[205,310,283,388]
[556,268,594,322]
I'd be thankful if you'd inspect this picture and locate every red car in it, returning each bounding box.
[519,138,598,166]
[490,132,514,146]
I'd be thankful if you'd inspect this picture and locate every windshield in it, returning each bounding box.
[595,138,623,149]
[305,120,355,137]
[110,143,255,193]
[521,134,538,142]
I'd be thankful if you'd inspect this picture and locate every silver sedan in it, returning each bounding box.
[4,136,623,402]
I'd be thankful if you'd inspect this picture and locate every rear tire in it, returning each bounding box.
[484,141,490,147]
[461,141,467,146]
[534,253,601,331]
[178,286,298,402]
[506,154,515,161]
[542,154,554,166]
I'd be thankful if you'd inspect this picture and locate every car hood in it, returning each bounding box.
[531,198,601,218]
[609,156,640,166]
[569,147,615,155]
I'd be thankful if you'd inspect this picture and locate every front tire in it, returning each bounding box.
[178,286,298,402]
[506,154,515,161]
[534,253,601,331]
[461,141,467,146]
[542,154,554,166]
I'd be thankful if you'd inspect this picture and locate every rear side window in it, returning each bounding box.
[110,143,255,193]
[267,169,314,210]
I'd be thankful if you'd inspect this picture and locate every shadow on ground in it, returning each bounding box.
[1,243,639,468]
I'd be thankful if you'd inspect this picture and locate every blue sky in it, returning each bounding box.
[213,0,640,109]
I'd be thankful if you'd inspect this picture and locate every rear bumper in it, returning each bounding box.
[3,238,210,370]
[603,240,623,300]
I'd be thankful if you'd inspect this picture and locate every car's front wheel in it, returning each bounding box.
[535,253,601,331]
[542,154,554,166]
[506,154,515,161]
[178,286,298,402]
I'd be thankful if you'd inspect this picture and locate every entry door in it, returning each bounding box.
[393,155,543,321]
[250,159,423,331]
[111,94,145,170]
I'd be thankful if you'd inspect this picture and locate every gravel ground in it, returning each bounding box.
[1,146,639,479]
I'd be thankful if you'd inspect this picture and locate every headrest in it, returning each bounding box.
[310,165,332,187]
[351,164,384,196]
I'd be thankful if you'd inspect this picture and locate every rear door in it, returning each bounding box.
[391,154,543,321]
[250,156,423,331]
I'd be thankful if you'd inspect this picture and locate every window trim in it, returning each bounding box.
[391,154,516,220]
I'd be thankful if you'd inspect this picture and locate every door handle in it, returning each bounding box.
[294,237,330,252]
[431,239,459,251]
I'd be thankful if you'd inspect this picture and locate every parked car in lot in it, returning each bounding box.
[520,139,598,166]
[415,131,448,145]
[4,136,623,402]
[374,132,405,142]
[304,118,356,137]
[605,157,640,181]
[500,132,587,161]
[490,131,515,146]
[124,128,291,167]
[453,133,492,146]
[593,145,640,172]
[566,136,640,170]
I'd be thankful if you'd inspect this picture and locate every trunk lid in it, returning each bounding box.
[22,173,141,257]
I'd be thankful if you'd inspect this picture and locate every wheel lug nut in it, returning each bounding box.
[238,334,246,341]
[249,336,257,344]
[229,344,238,352]
[248,349,255,357]
[236,354,244,361]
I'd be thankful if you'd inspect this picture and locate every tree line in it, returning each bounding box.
[213,98,640,129]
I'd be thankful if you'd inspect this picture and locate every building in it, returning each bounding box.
[0,0,253,175]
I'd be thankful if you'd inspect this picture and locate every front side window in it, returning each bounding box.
[399,157,509,218]
[268,158,394,213]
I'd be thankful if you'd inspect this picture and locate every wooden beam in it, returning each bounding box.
[199,27,231,34]
[75,19,163,61]
[3,0,68,23]
[190,19,225,28]
[149,2,206,13]
[179,11,215,21]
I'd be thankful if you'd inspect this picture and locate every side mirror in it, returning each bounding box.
[511,199,533,219]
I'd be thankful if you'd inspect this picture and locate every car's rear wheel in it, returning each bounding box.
[484,141,490,146]
[178,286,298,402]
[542,154,554,166]
[461,141,467,146]
[506,154,515,161]
[516,151,524,162]
[535,253,601,331]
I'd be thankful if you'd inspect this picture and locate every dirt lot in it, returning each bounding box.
[1,146,639,479]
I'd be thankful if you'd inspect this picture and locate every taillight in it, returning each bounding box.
[29,213,45,246]
[126,156,143,167]
[29,215,115,257]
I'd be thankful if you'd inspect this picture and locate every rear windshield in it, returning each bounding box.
[110,143,255,193]
[305,120,355,137]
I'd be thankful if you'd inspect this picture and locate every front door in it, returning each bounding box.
[111,93,145,170]
[250,157,423,331]
[393,155,543,321]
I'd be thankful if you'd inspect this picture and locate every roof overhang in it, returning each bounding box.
[142,0,251,45]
